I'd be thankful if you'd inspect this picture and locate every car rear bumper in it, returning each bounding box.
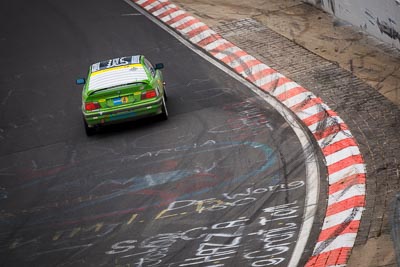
[83,98,163,127]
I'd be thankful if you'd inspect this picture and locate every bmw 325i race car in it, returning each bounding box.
[76,55,168,135]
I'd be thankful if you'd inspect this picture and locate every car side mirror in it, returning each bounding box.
[154,63,164,70]
[76,78,86,85]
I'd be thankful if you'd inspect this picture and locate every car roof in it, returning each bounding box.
[87,55,149,92]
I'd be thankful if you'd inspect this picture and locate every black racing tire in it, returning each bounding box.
[84,119,96,136]
[163,86,168,101]
[159,95,168,121]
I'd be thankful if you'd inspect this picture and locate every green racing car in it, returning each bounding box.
[76,55,168,135]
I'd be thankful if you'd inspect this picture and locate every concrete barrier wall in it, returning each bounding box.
[305,0,400,49]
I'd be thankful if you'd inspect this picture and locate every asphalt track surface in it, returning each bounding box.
[0,0,326,266]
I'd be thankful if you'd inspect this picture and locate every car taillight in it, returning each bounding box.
[141,90,157,100]
[85,102,101,111]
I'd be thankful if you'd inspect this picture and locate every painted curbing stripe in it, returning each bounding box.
[197,35,223,48]
[234,59,264,74]
[180,21,205,33]
[220,50,250,64]
[321,207,364,230]
[276,86,308,102]
[146,1,169,13]
[291,96,323,113]
[203,39,231,52]
[329,163,366,184]
[328,154,364,175]
[328,184,365,205]
[314,123,350,141]
[296,102,332,120]
[329,173,366,195]
[282,91,316,108]
[303,110,338,127]
[326,195,365,217]
[318,130,354,148]
[270,81,300,97]
[219,51,247,64]
[143,0,165,11]
[322,137,358,156]
[306,247,352,266]
[152,3,175,16]
[213,46,243,60]
[189,29,216,44]
[224,54,257,68]
[240,65,275,80]
[184,25,210,38]
[261,76,292,92]
[137,0,153,5]
[325,146,361,166]
[254,72,283,88]
[318,220,361,243]
[130,1,366,266]
[309,118,345,135]
[176,19,202,32]
[154,6,180,19]
[313,232,358,253]
[168,14,194,27]
[161,10,186,23]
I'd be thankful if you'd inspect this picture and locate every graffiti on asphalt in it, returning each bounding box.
[0,100,306,266]
[106,199,301,266]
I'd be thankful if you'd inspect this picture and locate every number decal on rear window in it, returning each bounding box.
[91,56,141,72]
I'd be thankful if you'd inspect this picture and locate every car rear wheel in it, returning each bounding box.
[163,86,168,101]
[84,119,96,136]
[159,95,168,120]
